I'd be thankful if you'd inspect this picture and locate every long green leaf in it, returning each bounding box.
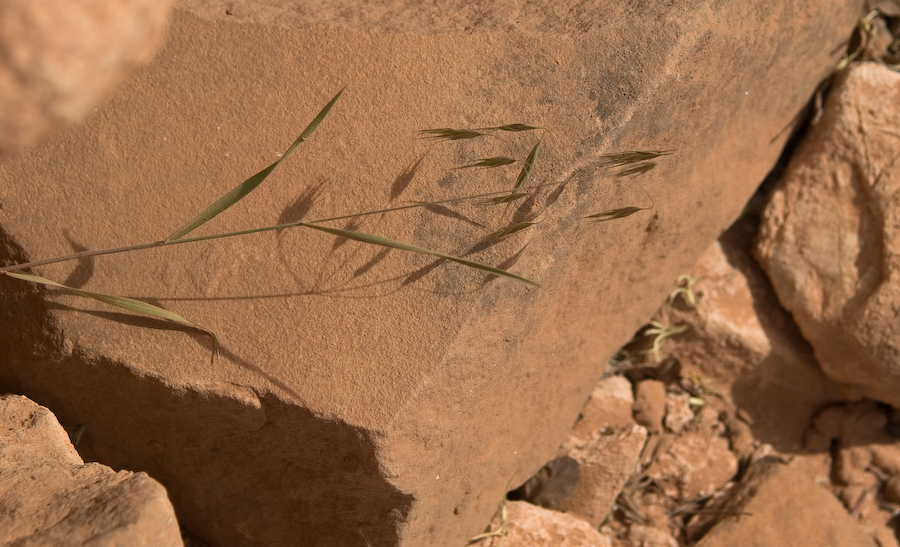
[4,270,215,339]
[166,88,344,242]
[300,224,538,286]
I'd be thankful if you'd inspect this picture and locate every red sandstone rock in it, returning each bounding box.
[694,458,876,547]
[0,394,182,547]
[558,423,648,528]
[0,0,172,156]
[571,376,635,439]
[645,408,738,501]
[632,380,667,434]
[480,500,613,547]
[755,62,900,409]
[0,2,863,546]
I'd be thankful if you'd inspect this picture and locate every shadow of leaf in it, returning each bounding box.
[278,180,326,226]
[62,232,95,289]
[390,152,428,201]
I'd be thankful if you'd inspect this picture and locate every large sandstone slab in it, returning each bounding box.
[0,394,182,546]
[0,3,861,546]
[756,62,900,408]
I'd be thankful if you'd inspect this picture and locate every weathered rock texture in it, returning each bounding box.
[694,458,876,547]
[557,423,647,528]
[756,62,900,408]
[483,500,613,547]
[0,0,172,156]
[0,2,862,546]
[0,394,182,547]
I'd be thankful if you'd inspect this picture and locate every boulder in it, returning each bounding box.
[0,2,862,546]
[478,500,613,547]
[755,62,900,408]
[557,423,648,528]
[0,0,172,156]
[0,394,182,547]
[694,458,876,547]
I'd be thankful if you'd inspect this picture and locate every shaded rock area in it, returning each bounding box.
[756,61,900,409]
[0,394,183,547]
[0,0,172,156]
[0,1,863,546]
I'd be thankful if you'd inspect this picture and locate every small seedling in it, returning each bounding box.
[643,320,689,362]
[667,274,703,308]
[468,498,509,545]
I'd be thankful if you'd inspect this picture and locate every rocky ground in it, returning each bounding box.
[469,21,900,547]
[2,4,899,547]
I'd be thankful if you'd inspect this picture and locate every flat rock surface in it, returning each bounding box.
[0,2,861,546]
[0,394,182,547]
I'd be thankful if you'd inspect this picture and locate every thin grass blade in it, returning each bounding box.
[419,128,485,141]
[513,142,541,190]
[298,87,345,139]
[456,157,517,169]
[478,192,529,205]
[300,224,537,286]
[583,206,645,222]
[485,221,536,241]
[5,270,215,341]
[166,89,344,242]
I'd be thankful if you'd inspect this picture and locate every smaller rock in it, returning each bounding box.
[871,443,900,476]
[572,376,635,439]
[633,380,667,433]
[627,523,679,547]
[0,0,172,156]
[482,500,612,547]
[723,414,756,461]
[0,394,183,547]
[694,458,876,547]
[663,392,694,434]
[646,414,738,501]
[805,401,892,452]
[557,423,648,528]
